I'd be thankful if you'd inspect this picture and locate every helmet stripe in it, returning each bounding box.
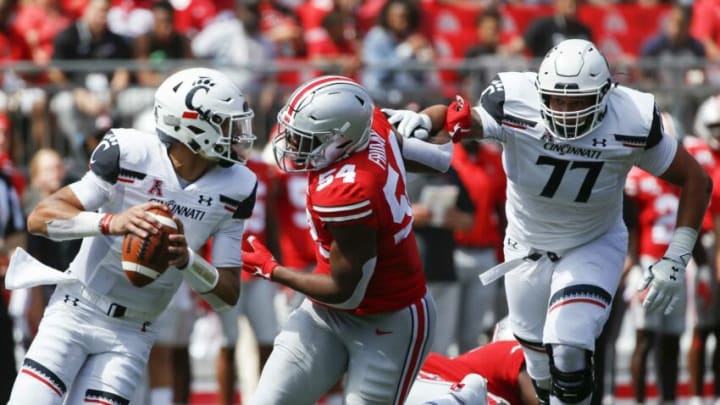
[286,76,359,118]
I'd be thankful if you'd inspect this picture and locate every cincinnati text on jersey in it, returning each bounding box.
[150,197,207,220]
[542,142,602,159]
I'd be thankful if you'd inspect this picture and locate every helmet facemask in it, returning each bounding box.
[273,117,359,172]
[539,85,611,140]
[208,111,256,165]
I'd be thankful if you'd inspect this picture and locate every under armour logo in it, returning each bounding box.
[592,138,607,147]
[63,295,79,306]
[198,195,213,206]
[670,266,679,281]
[148,179,163,197]
[507,238,518,249]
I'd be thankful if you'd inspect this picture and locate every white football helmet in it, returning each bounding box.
[273,75,373,172]
[154,67,256,165]
[694,95,720,150]
[536,39,613,140]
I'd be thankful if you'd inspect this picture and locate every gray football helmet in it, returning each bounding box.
[274,75,374,172]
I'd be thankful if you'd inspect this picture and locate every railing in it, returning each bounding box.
[2,57,720,167]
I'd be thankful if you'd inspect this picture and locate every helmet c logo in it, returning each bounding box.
[185,84,210,120]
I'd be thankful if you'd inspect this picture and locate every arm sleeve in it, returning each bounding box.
[635,135,678,176]
[635,105,678,175]
[68,171,114,211]
[211,218,245,268]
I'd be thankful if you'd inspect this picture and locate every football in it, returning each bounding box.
[121,207,177,287]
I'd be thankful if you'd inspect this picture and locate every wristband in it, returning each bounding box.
[99,213,113,235]
[664,226,697,266]
[402,137,452,172]
[46,211,106,241]
[181,248,220,294]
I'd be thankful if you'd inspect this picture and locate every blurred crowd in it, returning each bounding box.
[2,0,720,404]
[0,0,718,171]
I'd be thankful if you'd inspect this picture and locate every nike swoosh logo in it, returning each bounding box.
[375,328,393,335]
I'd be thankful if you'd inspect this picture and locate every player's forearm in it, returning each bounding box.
[420,104,450,136]
[27,188,87,236]
[213,268,241,305]
[467,108,486,140]
[674,172,712,231]
[271,266,356,305]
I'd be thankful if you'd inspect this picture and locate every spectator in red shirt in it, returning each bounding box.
[0,0,53,155]
[307,10,361,78]
[107,0,154,38]
[13,0,71,66]
[691,0,720,61]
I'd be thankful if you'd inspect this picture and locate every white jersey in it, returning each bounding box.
[473,72,678,251]
[67,129,257,316]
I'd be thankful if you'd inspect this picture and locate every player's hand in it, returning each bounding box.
[638,256,686,315]
[168,216,189,268]
[108,201,169,238]
[445,95,472,142]
[241,236,280,280]
[382,108,431,140]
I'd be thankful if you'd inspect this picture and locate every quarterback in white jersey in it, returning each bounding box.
[386,39,712,405]
[7,68,257,405]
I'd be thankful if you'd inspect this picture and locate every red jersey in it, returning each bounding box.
[275,170,316,270]
[306,108,426,315]
[625,167,679,259]
[419,340,526,405]
[241,156,276,281]
[452,143,505,249]
[684,136,716,233]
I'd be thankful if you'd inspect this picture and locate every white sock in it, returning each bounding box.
[688,397,704,405]
[150,387,173,405]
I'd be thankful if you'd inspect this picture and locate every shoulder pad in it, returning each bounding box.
[481,72,542,128]
[218,165,258,220]
[89,131,121,183]
[310,166,375,225]
[479,74,506,124]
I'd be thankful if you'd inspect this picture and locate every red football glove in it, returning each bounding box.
[445,95,472,142]
[241,236,280,280]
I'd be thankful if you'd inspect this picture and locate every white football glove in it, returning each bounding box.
[382,108,431,140]
[639,256,686,315]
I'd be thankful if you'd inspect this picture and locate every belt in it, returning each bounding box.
[479,250,560,286]
[69,284,155,321]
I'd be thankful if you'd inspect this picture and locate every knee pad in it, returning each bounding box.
[547,345,594,404]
